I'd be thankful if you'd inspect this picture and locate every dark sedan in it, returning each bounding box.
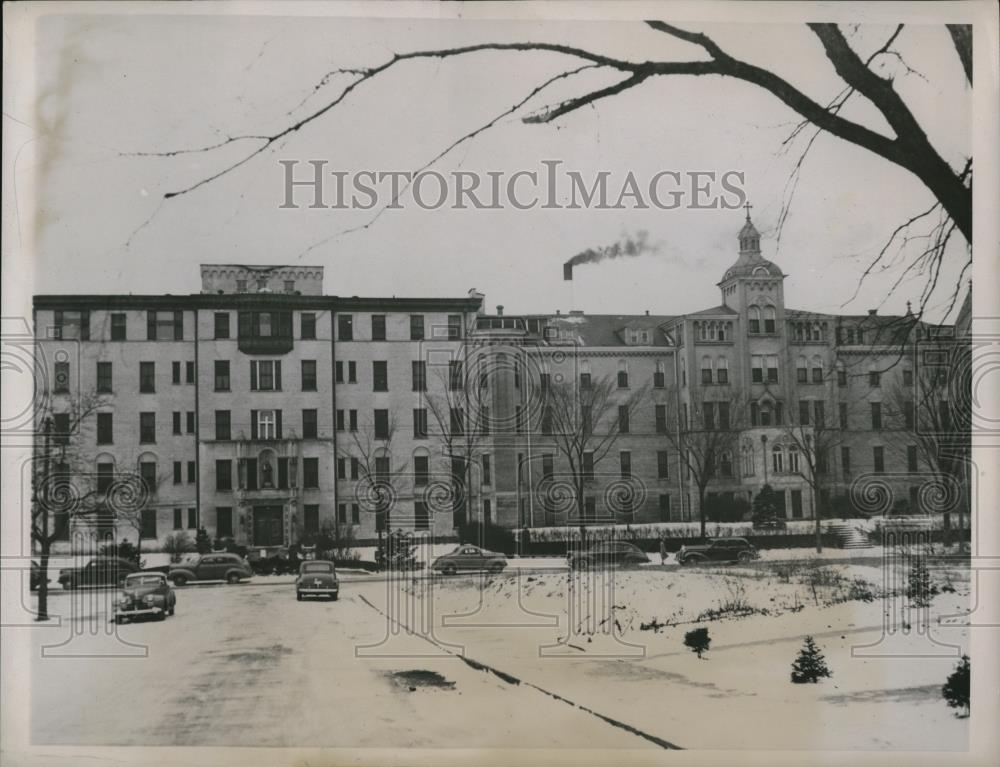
[431,545,507,575]
[114,572,176,623]
[295,560,339,601]
[568,541,651,570]
[59,557,139,590]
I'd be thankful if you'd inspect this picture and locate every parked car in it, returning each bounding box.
[31,560,46,591]
[167,553,252,586]
[295,560,339,601]
[114,572,176,623]
[753,515,787,530]
[58,557,139,590]
[567,540,650,570]
[431,545,507,575]
[677,537,759,565]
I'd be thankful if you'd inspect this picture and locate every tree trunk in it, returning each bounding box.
[813,485,823,554]
[698,487,707,540]
[36,543,51,622]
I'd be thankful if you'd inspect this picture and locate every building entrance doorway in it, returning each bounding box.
[253,506,284,546]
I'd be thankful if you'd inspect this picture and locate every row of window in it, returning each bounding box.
[337,314,462,342]
[214,457,320,491]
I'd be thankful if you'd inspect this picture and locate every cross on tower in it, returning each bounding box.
[743,201,753,222]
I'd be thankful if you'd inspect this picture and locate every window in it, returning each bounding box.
[371,314,386,341]
[300,313,316,340]
[871,402,882,430]
[187,461,196,484]
[482,454,492,485]
[580,360,592,390]
[655,405,667,433]
[173,462,183,485]
[301,360,317,391]
[618,405,630,433]
[335,410,345,431]
[375,456,390,483]
[907,445,918,472]
[515,406,523,433]
[350,457,360,480]
[216,459,233,491]
[303,458,319,488]
[719,451,733,477]
[657,451,670,479]
[742,441,755,475]
[450,407,464,435]
[410,314,424,340]
[187,508,197,529]
[837,362,847,387]
[902,366,913,387]
[253,409,280,440]
[869,368,881,387]
[97,412,113,444]
[337,458,346,480]
[703,402,715,430]
[873,446,885,473]
[414,501,430,530]
[748,306,761,334]
[766,356,779,383]
[348,361,357,383]
[214,313,230,339]
[139,461,157,493]
[304,505,319,535]
[413,454,429,487]
[448,314,462,340]
[839,403,848,429]
[374,409,389,439]
[335,361,344,383]
[413,408,428,438]
[448,360,463,391]
[213,410,231,441]
[841,446,851,475]
[585,496,597,521]
[302,409,318,439]
[479,405,490,435]
[110,313,126,341]
[787,446,799,473]
[147,310,183,341]
[583,451,595,479]
[659,494,671,522]
[373,361,388,392]
[186,361,195,384]
[186,411,195,434]
[814,401,825,428]
[338,315,353,341]
[349,409,358,432]
[903,401,915,429]
[236,279,248,293]
[701,356,713,384]
[140,413,156,443]
[617,360,629,388]
[51,413,70,445]
[95,461,115,494]
[214,360,230,391]
[172,361,182,384]
[141,509,157,540]
[751,356,764,384]
[53,310,90,340]
[216,507,233,537]
[541,406,552,435]
[654,360,666,388]
[716,357,729,384]
[619,451,632,479]
[139,362,155,393]
[811,357,823,384]
[541,453,554,481]
[799,400,811,425]
[718,401,730,430]
[96,361,112,393]
[172,411,182,435]
[764,306,776,334]
[797,356,808,384]
[250,360,282,391]
[772,445,784,474]
[337,504,347,524]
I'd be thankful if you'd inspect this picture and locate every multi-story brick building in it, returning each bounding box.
[33,214,962,551]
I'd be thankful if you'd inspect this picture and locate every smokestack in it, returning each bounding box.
[563,263,573,281]
[562,230,656,281]
[496,305,504,317]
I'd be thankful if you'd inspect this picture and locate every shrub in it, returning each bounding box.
[907,559,938,608]
[942,655,970,716]
[213,537,248,558]
[194,527,212,554]
[100,538,140,565]
[790,636,832,683]
[458,521,516,555]
[684,627,711,659]
[163,531,195,563]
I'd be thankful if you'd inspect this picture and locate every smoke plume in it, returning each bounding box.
[563,231,657,280]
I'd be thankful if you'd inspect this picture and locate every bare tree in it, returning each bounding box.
[151,22,971,317]
[339,409,407,538]
[540,373,651,542]
[661,394,744,540]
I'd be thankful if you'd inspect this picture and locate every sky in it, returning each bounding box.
[25,10,972,322]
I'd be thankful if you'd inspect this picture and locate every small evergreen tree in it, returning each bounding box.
[684,627,711,659]
[942,655,970,716]
[194,527,212,554]
[907,559,938,608]
[791,636,832,683]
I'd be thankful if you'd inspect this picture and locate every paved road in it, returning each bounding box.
[30,578,658,749]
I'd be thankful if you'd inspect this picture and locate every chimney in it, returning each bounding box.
[645,310,649,316]
[563,263,573,281]
[868,309,877,316]
[496,305,504,317]
[555,309,561,315]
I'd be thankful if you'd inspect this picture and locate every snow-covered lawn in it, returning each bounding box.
[371,556,972,750]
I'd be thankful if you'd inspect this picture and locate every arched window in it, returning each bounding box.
[772,445,784,474]
[680,356,686,387]
[716,356,729,384]
[764,306,777,334]
[811,355,824,384]
[708,322,717,341]
[617,359,629,388]
[760,401,773,426]
[811,322,824,341]
[796,355,809,383]
[788,445,800,473]
[701,355,713,385]
[742,441,755,476]
[698,322,707,341]
[413,447,431,487]
[766,355,779,382]
[718,323,727,341]
[751,355,764,383]
[719,451,733,477]
[748,306,761,334]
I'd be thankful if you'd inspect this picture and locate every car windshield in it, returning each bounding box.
[302,563,334,573]
[125,575,163,586]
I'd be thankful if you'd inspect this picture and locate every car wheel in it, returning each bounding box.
[489,562,505,573]
[168,604,175,616]
[737,551,752,563]
[155,611,166,621]
[573,558,589,571]
[172,575,187,587]
[330,593,339,602]
[226,573,241,585]
[114,616,123,625]
[62,580,74,590]
[296,592,303,601]
[442,564,457,576]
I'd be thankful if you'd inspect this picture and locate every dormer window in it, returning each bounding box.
[236,279,247,293]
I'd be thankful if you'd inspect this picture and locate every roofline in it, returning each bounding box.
[33,294,484,312]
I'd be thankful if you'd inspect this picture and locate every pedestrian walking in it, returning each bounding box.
[659,537,668,565]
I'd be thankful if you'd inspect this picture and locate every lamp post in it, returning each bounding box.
[761,434,769,486]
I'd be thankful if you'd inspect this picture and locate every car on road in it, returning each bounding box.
[431,545,507,575]
[58,557,139,590]
[676,537,759,565]
[753,515,787,530]
[295,560,339,601]
[167,553,252,586]
[567,540,651,570]
[114,572,176,623]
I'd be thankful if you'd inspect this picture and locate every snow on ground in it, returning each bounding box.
[363,556,972,750]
